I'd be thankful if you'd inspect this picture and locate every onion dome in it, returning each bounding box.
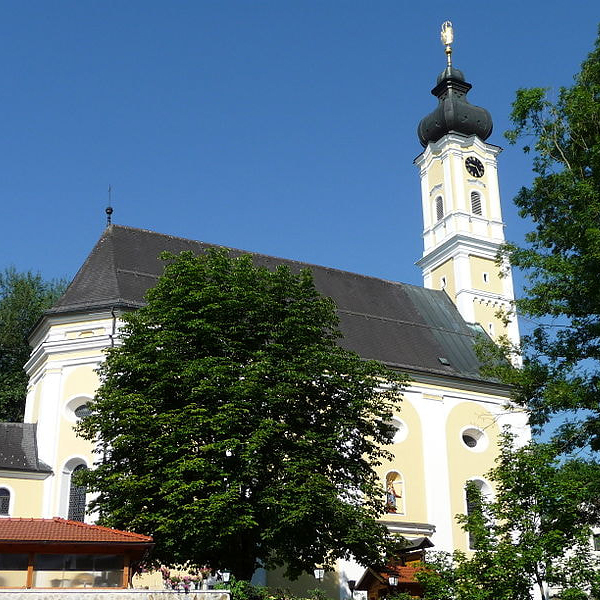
[417,22,493,147]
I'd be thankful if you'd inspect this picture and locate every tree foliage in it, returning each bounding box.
[496,26,600,450]
[0,267,66,421]
[78,249,405,580]
[417,436,600,600]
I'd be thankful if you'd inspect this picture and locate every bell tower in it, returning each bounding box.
[415,22,519,348]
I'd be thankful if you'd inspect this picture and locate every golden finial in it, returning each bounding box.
[440,21,453,67]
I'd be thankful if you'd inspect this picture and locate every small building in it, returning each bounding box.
[0,517,153,589]
[356,537,433,599]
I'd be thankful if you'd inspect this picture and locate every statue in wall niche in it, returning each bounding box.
[386,473,402,513]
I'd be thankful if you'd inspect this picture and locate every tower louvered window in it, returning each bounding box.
[0,488,9,515]
[435,196,444,221]
[471,191,482,215]
[68,465,87,522]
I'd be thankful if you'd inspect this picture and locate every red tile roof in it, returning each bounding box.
[383,565,423,583]
[0,518,153,544]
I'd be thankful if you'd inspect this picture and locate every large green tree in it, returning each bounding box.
[0,267,66,421]
[78,249,405,580]
[496,26,600,450]
[428,26,600,600]
[417,437,600,600]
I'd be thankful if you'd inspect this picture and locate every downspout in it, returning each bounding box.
[109,307,117,347]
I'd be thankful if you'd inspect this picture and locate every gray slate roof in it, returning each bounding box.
[0,423,52,473]
[49,225,492,382]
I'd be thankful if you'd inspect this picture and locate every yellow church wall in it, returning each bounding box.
[65,327,107,340]
[430,259,455,299]
[0,477,45,518]
[473,301,506,341]
[469,256,502,295]
[428,159,443,191]
[445,402,500,551]
[378,396,427,523]
[62,365,100,400]
[57,365,99,466]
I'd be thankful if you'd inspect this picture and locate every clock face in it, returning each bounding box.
[465,156,485,178]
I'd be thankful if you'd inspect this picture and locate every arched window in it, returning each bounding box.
[68,465,87,522]
[385,471,404,514]
[465,479,491,549]
[435,196,444,221]
[0,488,10,516]
[471,191,482,215]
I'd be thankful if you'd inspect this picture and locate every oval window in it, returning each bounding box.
[460,427,488,452]
[74,404,92,419]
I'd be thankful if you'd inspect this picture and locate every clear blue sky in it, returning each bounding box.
[1,1,598,292]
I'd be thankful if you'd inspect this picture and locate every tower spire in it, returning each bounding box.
[414,23,520,350]
[417,21,492,148]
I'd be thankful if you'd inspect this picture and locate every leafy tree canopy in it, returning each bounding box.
[492,26,600,451]
[418,435,600,600]
[0,267,66,421]
[78,249,405,580]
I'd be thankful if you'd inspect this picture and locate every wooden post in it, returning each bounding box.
[25,552,34,589]
[123,554,130,589]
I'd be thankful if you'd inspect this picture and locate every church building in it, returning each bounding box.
[0,23,528,596]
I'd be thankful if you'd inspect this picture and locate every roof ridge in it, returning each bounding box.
[110,224,427,290]
[50,517,152,540]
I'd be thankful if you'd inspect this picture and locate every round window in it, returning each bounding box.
[462,433,478,447]
[390,418,408,444]
[74,404,92,418]
[64,396,94,422]
[460,427,488,452]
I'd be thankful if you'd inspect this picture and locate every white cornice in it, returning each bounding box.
[423,210,503,230]
[405,380,512,405]
[456,288,514,305]
[24,336,112,377]
[380,519,436,536]
[0,469,52,480]
[394,367,512,398]
[416,234,503,270]
[414,133,502,171]
[28,309,125,349]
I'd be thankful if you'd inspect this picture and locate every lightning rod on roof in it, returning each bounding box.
[106,185,113,226]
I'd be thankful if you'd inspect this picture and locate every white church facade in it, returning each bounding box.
[0,24,529,596]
